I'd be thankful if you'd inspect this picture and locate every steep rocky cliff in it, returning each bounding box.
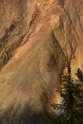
[0,0,83,123]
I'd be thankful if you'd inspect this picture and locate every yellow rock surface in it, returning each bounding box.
[0,0,83,123]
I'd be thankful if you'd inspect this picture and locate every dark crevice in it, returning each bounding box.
[63,7,81,42]
[29,5,40,29]
[0,32,26,70]
[52,31,68,63]
[0,22,19,46]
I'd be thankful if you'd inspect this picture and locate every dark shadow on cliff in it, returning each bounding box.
[0,103,68,124]
[0,89,55,124]
[0,103,44,124]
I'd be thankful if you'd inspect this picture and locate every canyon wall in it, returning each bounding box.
[0,0,83,123]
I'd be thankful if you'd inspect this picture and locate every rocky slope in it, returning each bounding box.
[0,0,83,123]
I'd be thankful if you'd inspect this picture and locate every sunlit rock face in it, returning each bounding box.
[0,0,83,123]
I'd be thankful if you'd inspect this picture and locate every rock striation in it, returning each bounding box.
[0,0,83,123]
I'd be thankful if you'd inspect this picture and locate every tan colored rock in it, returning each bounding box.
[0,0,83,123]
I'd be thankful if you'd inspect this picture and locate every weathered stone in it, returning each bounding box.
[0,0,83,123]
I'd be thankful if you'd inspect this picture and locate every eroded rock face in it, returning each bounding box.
[0,0,83,123]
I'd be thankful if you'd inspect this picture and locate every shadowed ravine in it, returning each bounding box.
[0,104,44,124]
[0,0,83,123]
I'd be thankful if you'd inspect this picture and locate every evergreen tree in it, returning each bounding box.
[52,63,83,124]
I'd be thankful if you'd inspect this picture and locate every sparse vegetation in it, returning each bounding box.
[44,63,83,124]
